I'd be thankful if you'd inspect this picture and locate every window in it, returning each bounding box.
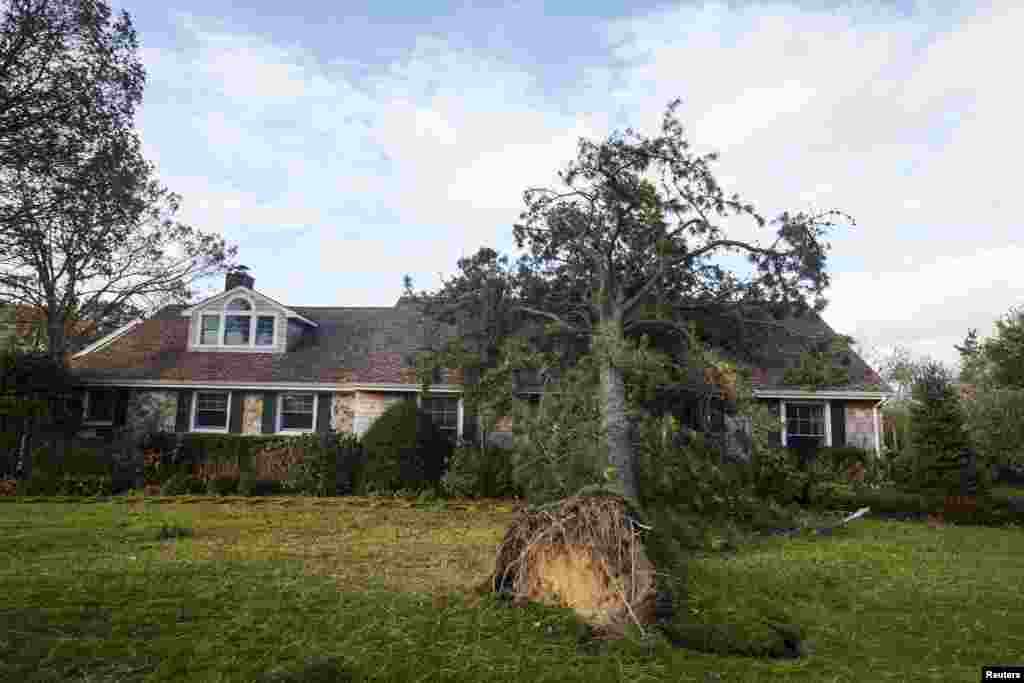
[84,389,115,424]
[223,298,252,346]
[226,298,252,312]
[199,314,220,345]
[193,391,230,431]
[278,393,315,431]
[786,403,825,437]
[255,316,275,346]
[422,395,459,442]
[193,296,277,349]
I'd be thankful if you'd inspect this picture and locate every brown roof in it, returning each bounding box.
[71,298,885,393]
[71,304,459,385]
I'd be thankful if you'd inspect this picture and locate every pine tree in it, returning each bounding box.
[908,362,969,493]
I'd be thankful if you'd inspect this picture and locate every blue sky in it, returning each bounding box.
[117,0,1020,367]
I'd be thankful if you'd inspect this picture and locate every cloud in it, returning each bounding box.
[132,3,1022,367]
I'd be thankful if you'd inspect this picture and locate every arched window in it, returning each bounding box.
[226,298,252,312]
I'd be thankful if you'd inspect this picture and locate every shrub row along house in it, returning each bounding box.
[70,271,891,457]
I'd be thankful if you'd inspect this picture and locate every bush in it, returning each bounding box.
[636,414,749,516]
[282,432,362,496]
[816,446,870,473]
[752,447,808,505]
[441,443,519,498]
[19,472,112,496]
[359,400,451,494]
[160,472,202,496]
[238,471,283,497]
[205,474,239,496]
[143,432,283,485]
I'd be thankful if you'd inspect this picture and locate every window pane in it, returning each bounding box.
[282,393,314,413]
[224,315,250,345]
[255,316,275,345]
[787,404,825,436]
[227,298,252,311]
[424,396,458,440]
[280,393,314,430]
[200,315,220,345]
[86,390,115,422]
[281,411,314,429]
[195,392,228,429]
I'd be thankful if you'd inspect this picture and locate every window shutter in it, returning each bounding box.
[175,391,192,433]
[229,392,243,434]
[114,389,131,427]
[831,401,847,448]
[316,393,332,433]
[262,391,278,434]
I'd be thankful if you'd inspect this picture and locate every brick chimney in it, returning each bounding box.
[225,266,254,291]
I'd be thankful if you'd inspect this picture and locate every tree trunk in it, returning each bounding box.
[46,311,67,366]
[600,356,637,501]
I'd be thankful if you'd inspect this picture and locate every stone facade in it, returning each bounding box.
[845,401,877,451]
[242,393,263,435]
[351,391,408,436]
[331,393,356,433]
[124,390,178,442]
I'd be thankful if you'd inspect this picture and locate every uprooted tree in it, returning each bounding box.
[0,0,234,362]
[419,100,845,501]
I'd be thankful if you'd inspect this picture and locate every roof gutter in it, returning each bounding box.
[72,378,464,393]
[753,388,891,401]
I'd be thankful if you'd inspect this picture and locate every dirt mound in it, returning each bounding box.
[492,494,657,633]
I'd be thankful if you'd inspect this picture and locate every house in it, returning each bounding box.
[742,310,891,457]
[70,270,463,444]
[69,269,891,456]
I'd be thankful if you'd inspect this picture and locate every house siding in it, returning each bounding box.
[844,400,877,451]
[352,391,409,436]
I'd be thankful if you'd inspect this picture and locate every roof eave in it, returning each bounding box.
[753,388,893,400]
[180,286,319,327]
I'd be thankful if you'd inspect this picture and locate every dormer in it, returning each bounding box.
[182,269,317,353]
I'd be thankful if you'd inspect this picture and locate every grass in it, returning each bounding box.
[1,495,1022,682]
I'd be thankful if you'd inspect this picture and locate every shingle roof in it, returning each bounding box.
[707,310,888,392]
[71,296,886,393]
[71,302,459,385]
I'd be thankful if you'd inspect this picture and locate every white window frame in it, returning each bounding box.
[191,390,232,433]
[276,392,318,434]
[780,400,832,447]
[194,294,277,349]
[82,389,116,426]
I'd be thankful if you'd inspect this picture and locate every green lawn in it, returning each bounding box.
[1,496,1022,682]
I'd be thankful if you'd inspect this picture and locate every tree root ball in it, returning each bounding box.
[492,493,658,633]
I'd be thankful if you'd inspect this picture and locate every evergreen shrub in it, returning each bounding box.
[359,400,451,494]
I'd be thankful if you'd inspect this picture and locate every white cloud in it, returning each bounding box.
[132,3,1023,360]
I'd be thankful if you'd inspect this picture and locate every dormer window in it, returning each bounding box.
[195,296,277,349]
[224,297,252,345]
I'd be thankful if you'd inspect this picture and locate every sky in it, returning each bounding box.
[116,0,1021,369]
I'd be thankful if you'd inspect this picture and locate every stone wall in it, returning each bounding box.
[845,401,877,451]
[242,393,263,435]
[331,393,356,433]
